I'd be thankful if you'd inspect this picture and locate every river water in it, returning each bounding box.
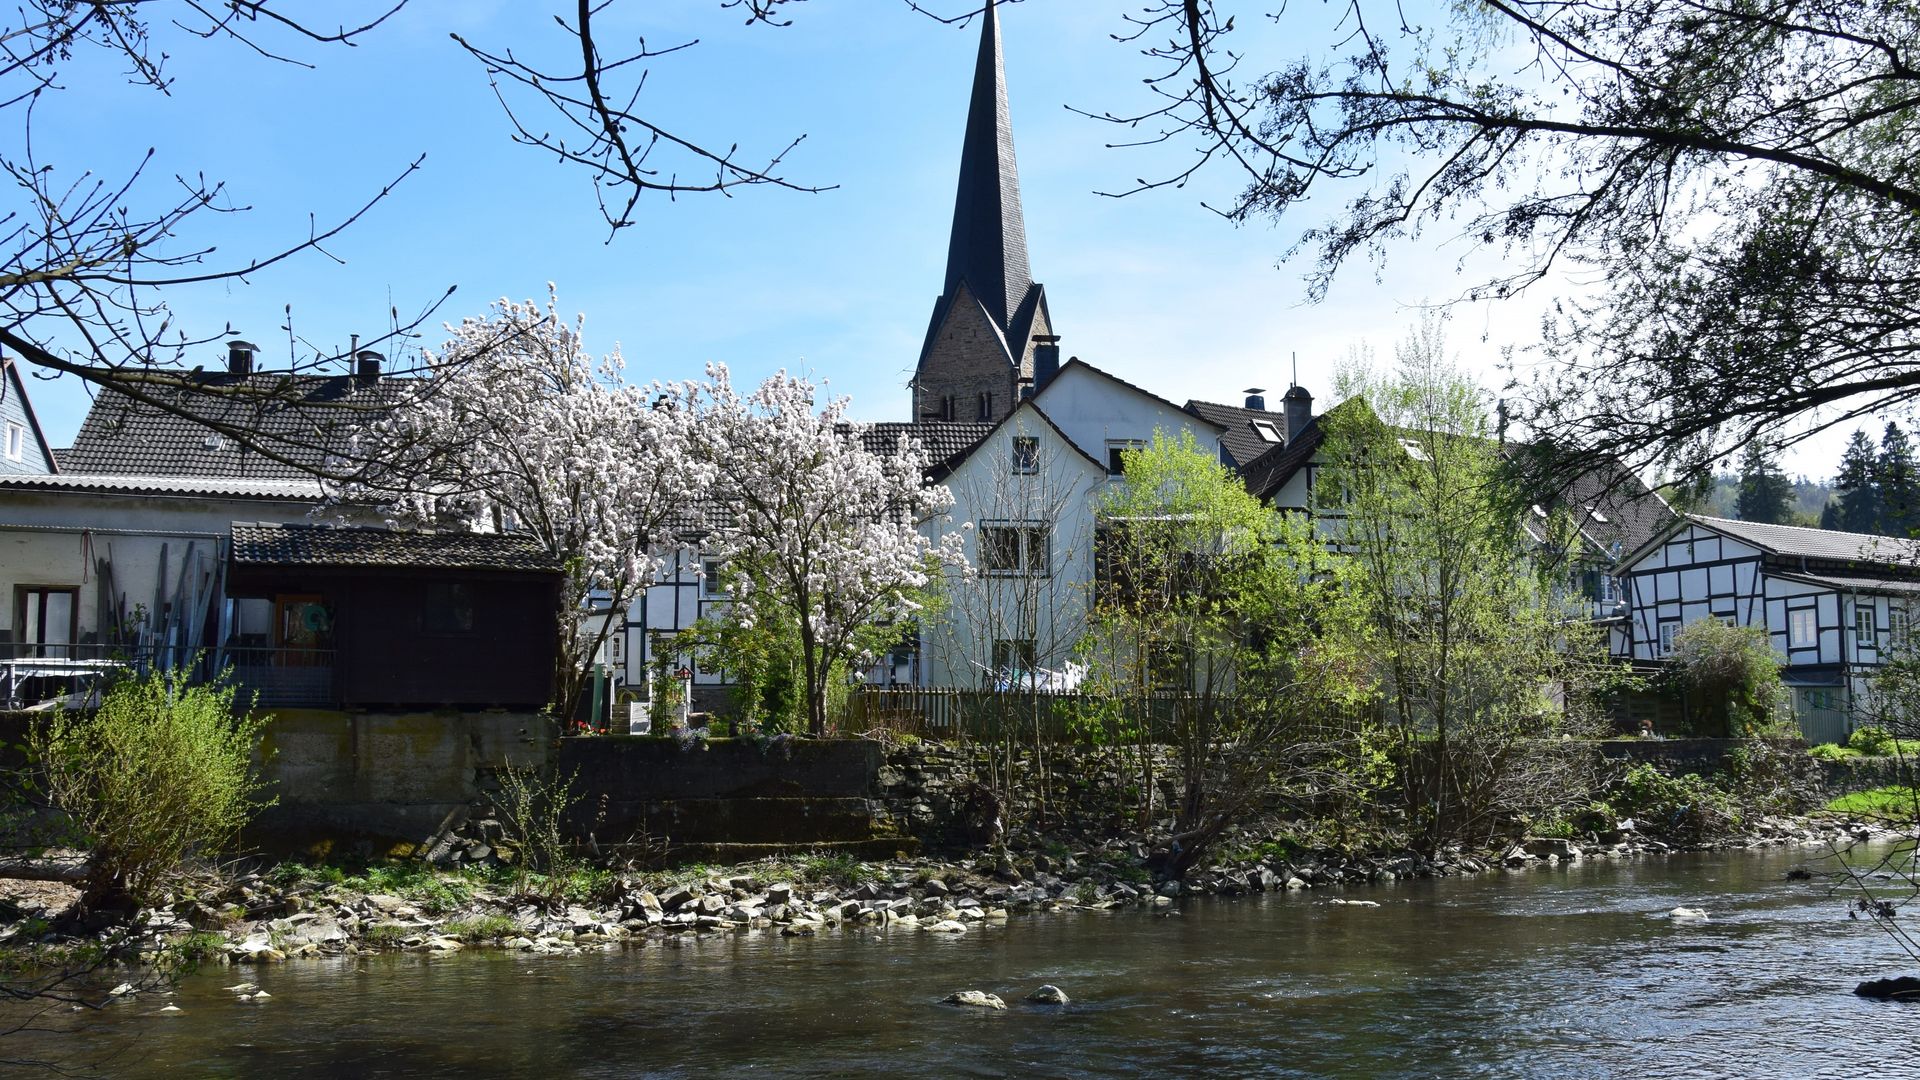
[12,846,1916,1078]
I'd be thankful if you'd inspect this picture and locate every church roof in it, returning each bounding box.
[942,0,1029,335]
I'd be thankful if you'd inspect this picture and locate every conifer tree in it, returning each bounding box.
[1827,429,1882,534]
[1878,424,1920,537]
[1735,442,1794,524]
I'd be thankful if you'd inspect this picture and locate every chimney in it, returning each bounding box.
[354,350,383,385]
[1017,375,1035,401]
[1032,334,1061,390]
[1243,387,1267,411]
[226,340,257,376]
[1282,383,1314,441]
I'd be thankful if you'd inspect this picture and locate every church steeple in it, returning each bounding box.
[943,0,1030,333]
[913,0,1054,426]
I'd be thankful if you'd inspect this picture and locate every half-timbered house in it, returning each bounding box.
[1615,515,1920,742]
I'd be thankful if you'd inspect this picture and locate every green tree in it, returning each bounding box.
[1082,429,1353,878]
[1316,326,1616,854]
[1826,429,1883,533]
[1878,423,1920,537]
[31,669,273,920]
[1735,443,1795,525]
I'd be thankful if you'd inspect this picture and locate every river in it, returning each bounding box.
[10,845,1914,1078]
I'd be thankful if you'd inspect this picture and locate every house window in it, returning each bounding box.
[1856,604,1877,646]
[424,582,475,635]
[610,634,624,664]
[1106,440,1144,476]
[1250,420,1282,444]
[1011,436,1040,475]
[702,560,727,597]
[15,586,76,657]
[3,423,23,462]
[1600,575,1621,604]
[941,395,956,422]
[1894,608,1912,649]
[992,638,1036,677]
[977,392,991,421]
[1789,607,1818,648]
[1657,621,1678,657]
[981,524,1050,576]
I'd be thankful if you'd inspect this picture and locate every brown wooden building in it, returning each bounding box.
[224,522,562,710]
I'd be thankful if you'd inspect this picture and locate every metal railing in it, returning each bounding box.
[1,642,336,709]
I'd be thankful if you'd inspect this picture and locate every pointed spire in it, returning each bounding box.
[942,0,1031,333]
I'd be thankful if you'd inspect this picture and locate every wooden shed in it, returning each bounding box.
[224,522,562,710]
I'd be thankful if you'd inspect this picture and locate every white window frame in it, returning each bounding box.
[1657,621,1679,656]
[980,522,1050,576]
[1856,603,1877,646]
[1250,420,1282,444]
[1105,439,1145,477]
[1789,607,1818,648]
[3,422,23,462]
[701,559,727,597]
[1893,607,1911,649]
[1011,436,1040,476]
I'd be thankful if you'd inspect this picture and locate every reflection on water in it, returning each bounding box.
[10,847,1914,1078]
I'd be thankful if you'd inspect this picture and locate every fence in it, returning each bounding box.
[842,686,1204,743]
[1,643,336,709]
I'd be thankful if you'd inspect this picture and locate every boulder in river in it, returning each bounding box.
[1668,907,1709,921]
[941,991,1007,1010]
[1026,985,1069,1005]
[1855,976,1920,1001]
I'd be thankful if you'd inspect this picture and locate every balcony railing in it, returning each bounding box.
[1,643,336,709]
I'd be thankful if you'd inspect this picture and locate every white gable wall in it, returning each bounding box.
[922,407,1105,688]
[1034,364,1224,468]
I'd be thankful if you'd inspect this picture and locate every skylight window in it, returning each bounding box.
[1250,420,1282,443]
[1398,438,1430,461]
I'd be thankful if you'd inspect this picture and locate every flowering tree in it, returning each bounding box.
[694,366,966,736]
[337,289,709,721]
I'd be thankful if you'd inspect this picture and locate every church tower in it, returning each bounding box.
[911,0,1053,425]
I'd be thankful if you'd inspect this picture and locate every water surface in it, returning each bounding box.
[13,846,1913,1078]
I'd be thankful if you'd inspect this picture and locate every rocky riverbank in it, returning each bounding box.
[0,813,1893,973]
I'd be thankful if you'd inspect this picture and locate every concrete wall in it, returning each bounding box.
[253,709,551,842]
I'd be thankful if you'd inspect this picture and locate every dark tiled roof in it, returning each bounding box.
[229,522,561,573]
[1185,399,1289,467]
[64,373,412,479]
[854,421,994,473]
[1242,415,1326,500]
[1692,515,1920,565]
[1549,460,1679,558]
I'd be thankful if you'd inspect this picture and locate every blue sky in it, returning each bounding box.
[14,1,1842,477]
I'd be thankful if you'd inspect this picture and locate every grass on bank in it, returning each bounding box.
[1825,785,1920,823]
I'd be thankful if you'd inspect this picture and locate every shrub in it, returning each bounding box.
[33,668,273,916]
[1809,742,1858,762]
[1667,621,1789,737]
[1849,727,1899,756]
[1610,764,1741,844]
[489,765,580,899]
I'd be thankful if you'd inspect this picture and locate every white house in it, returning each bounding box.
[0,342,400,704]
[1615,514,1920,743]
[1,354,57,475]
